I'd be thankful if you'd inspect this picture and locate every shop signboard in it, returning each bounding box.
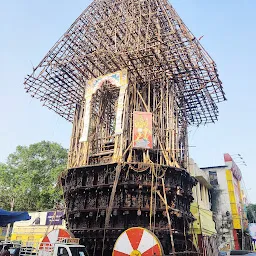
[45,211,64,225]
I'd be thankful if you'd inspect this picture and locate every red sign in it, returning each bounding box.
[133,111,153,149]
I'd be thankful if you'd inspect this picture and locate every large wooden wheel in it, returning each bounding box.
[113,227,163,256]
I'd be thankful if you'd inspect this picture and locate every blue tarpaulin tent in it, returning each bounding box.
[0,208,31,226]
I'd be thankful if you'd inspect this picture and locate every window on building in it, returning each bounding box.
[209,190,212,210]
[16,236,22,241]
[204,187,209,208]
[200,183,203,201]
[209,171,218,186]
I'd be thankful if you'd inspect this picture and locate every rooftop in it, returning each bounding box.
[201,165,227,170]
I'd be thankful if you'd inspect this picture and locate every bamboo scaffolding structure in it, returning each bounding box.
[24,0,225,123]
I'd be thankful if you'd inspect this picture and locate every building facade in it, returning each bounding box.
[189,159,216,249]
[202,153,249,251]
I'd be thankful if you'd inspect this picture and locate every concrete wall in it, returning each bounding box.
[209,167,231,215]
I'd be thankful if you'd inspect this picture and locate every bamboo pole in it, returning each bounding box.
[161,178,176,255]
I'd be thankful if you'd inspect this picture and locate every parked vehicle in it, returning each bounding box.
[228,250,256,255]
[19,240,88,256]
[19,238,89,256]
[2,238,88,256]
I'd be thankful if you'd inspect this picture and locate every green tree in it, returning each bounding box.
[0,141,68,211]
[246,204,256,223]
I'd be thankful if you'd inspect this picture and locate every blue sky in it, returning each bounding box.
[0,1,255,201]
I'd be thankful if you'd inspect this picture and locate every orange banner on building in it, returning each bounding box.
[133,111,153,149]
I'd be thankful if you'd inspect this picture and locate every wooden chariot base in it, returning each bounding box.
[62,163,197,256]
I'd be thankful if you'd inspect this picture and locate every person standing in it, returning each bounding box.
[0,246,10,256]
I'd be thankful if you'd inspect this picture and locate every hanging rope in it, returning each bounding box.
[128,162,150,172]
[162,178,176,256]
[183,213,188,252]
[149,165,154,230]
[153,165,158,233]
